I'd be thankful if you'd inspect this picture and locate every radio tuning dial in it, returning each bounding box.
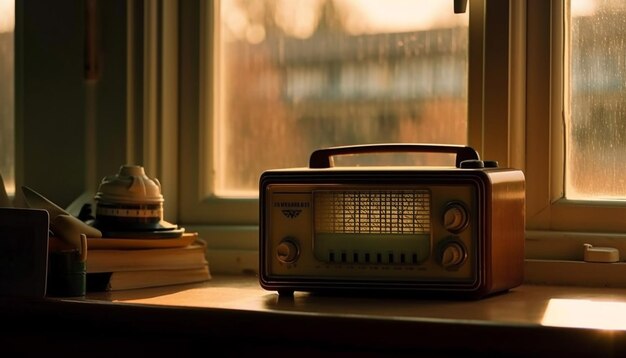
[443,202,469,233]
[276,239,300,264]
[440,242,466,269]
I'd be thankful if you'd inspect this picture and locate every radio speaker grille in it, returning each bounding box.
[314,190,431,234]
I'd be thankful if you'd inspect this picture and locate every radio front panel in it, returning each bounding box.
[264,182,481,286]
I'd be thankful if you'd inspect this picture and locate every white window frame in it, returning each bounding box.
[525,0,626,265]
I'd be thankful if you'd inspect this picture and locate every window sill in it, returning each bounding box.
[3,274,626,355]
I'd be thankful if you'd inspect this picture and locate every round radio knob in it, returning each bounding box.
[443,202,469,233]
[440,242,466,269]
[276,239,299,264]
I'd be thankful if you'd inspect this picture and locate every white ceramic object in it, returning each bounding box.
[95,165,163,205]
[91,165,183,238]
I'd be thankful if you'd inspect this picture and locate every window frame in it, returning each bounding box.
[179,0,258,227]
[525,0,626,241]
[524,0,626,272]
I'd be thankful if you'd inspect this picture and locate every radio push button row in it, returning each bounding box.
[443,202,469,233]
[276,239,300,264]
[440,242,466,269]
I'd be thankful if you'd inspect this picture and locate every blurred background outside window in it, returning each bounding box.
[215,0,469,196]
[568,0,626,200]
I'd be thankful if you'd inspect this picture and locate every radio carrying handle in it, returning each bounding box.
[309,143,480,169]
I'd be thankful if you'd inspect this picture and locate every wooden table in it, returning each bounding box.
[4,274,626,356]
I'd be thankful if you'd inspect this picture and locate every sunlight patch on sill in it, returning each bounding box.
[542,298,626,331]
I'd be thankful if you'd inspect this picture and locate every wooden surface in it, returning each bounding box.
[4,275,626,356]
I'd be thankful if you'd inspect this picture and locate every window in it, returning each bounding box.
[525,0,626,270]
[0,0,14,197]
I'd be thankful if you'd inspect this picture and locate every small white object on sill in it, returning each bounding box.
[583,243,620,263]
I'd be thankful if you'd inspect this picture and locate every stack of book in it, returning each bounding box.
[85,232,211,291]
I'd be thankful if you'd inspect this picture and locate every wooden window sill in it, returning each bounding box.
[3,274,626,356]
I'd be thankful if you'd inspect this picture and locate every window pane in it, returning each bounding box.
[0,0,14,196]
[216,0,468,196]
[567,0,626,200]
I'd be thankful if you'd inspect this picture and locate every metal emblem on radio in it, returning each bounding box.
[259,144,525,299]
[281,209,302,219]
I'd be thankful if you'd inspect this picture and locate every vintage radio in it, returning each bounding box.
[259,144,525,298]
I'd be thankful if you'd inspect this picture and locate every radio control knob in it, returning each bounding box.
[276,239,299,264]
[443,202,469,233]
[440,242,466,269]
